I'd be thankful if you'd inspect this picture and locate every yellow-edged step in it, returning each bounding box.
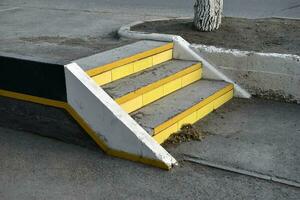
[118,65,202,113]
[153,90,233,144]
[89,44,173,85]
[130,80,234,144]
[102,60,202,113]
[80,40,234,145]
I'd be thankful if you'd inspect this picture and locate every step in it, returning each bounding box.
[102,60,202,113]
[74,41,173,85]
[131,80,234,144]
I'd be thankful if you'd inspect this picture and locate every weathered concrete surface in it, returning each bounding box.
[0,1,185,64]
[168,98,300,185]
[192,44,300,103]
[1,0,299,64]
[131,80,230,135]
[75,41,167,71]
[103,60,197,99]
[1,126,300,200]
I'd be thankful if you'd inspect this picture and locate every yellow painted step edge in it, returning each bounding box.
[86,43,174,77]
[153,89,234,144]
[116,63,202,104]
[154,84,234,134]
[0,89,171,170]
[119,67,202,113]
[92,49,173,85]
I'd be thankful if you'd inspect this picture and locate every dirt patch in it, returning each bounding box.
[252,88,298,104]
[19,31,133,52]
[132,17,300,55]
[162,124,205,147]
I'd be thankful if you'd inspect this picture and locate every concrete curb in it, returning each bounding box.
[192,44,300,103]
[118,19,251,99]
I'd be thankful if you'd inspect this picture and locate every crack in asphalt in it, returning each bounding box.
[184,155,300,188]
[0,7,20,12]
[281,4,300,11]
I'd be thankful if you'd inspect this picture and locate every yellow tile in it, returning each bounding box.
[92,71,112,85]
[111,63,134,81]
[153,123,178,144]
[196,102,214,121]
[133,57,153,72]
[86,43,173,77]
[142,86,164,106]
[152,50,173,66]
[120,96,143,113]
[163,79,181,95]
[213,90,233,109]
[178,112,197,129]
[181,69,202,88]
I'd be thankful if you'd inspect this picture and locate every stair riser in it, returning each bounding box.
[117,66,202,113]
[153,88,233,144]
[91,49,173,85]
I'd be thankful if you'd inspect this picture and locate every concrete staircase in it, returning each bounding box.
[75,40,233,145]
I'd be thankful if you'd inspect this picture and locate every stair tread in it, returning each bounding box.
[73,40,169,71]
[102,59,199,99]
[130,80,232,135]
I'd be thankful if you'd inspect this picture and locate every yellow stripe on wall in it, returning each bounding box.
[0,89,172,170]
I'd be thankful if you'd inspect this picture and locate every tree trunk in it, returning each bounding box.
[194,0,223,32]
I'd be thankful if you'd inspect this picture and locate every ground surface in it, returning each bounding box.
[1,98,300,199]
[132,17,300,55]
[1,0,300,199]
[1,0,300,63]
[168,98,300,185]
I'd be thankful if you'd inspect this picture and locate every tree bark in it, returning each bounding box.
[194,0,223,32]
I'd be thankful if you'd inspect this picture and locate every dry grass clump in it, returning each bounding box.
[162,124,204,146]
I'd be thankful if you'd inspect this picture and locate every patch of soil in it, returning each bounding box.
[19,31,134,52]
[252,88,298,104]
[162,124,205,147]
[132,17,300,55]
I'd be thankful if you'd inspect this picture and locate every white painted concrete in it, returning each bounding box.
[192,44,300,103]
[64,62,177,168]
[118,19,177,42]
[173,37,251,98]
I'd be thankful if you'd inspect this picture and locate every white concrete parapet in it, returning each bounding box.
[64,63,177,169]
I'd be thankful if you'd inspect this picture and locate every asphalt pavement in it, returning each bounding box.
[1,115,299,200]
[0,0,299,63]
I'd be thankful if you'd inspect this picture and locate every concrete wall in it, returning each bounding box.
[192,44,300,103]
[0,96,98,149]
